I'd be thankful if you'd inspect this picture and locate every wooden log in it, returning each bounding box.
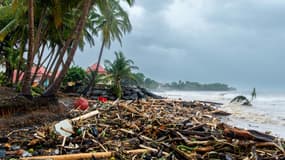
[119,103,145,117]
[171,144,196,160]
[139,144,170,156]
[21,149,152,160]
[176,131,209,146]
[223,127,254,140]
[195,146,214,152]
[21,152,114,160]
[71,110,99,122]
[222,124,276,142]
[256,142,285,153]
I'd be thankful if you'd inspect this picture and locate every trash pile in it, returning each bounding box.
[0,98,284,160]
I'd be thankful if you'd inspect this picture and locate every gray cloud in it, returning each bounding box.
[75,0,285,90]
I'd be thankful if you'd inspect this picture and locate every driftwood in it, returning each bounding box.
[21,149,153,160]
[2,98,284,160]
[71,110,99,121]
[119,103,145,117]
[220,123,276,142]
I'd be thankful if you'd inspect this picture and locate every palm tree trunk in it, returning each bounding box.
[44,0,92,96]
[33,8,47,56]
[22,0,35,96]
[39,46,59,86]
[49,39,72,84]
[83,40,105,96]
[4,53,12,85]
[31,42,46,84]
[15,39,26,84]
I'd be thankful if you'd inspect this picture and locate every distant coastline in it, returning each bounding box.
[143,80,236,91]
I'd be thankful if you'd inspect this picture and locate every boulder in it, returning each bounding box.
[86,85,163,100]
[230,95,252,106]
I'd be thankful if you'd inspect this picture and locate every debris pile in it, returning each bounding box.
[1,98,284,160]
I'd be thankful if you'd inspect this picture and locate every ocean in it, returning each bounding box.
[154,90,285,138]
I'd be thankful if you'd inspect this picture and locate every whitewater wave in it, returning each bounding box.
[155,90,285,138]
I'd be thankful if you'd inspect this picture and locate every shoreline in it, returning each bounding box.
[155,90,285,139]
[1,96,284,159]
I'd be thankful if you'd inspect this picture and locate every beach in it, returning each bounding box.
[155,90,285,138]
[1,91,285,159]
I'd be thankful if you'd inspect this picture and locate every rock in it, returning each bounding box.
[138,87,163,99]
[122,93,138,100]
[87,85,162,100]
[230,95,251,106]
[90,89,108,96]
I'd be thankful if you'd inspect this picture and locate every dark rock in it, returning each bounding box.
[122,93,138,100]
[85,85,162,100]
[138,86,163,99]
[230,95,252,106]
[91,89,108,96]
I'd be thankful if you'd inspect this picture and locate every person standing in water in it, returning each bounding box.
[251,88,256,101]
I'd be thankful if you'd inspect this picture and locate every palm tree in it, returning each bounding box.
[0,0,28,84]
[21,0,35,96]
[83,0,132,96]
[104,51,138,98]
[0,0,134,97]
[43,0,93,96]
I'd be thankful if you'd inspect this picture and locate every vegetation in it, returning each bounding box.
[62,66,87,87]
[0,71,6,86]
[85,69,106,88]
[128,76,235,91]
[104,51,138,98]
[0,0,133,98]
[122,72,234,91]
[162,81,235,91]
[0,0,235,100]
[83,0,132,95]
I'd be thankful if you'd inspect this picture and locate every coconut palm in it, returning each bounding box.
[0,0,134,97]
[0,0,28,84]
[104,51,138,98]
[21,0,35,96]
[83,0,132,96]
[43,0,93,96]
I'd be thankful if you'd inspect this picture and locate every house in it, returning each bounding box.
[86,63,111,87]
[86,63,106,74]
[12,66,54,86]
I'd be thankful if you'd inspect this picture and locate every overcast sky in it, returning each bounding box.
[74,0,285,90]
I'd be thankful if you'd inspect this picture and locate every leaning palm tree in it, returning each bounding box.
[104,51,138,98]
[83,0,132,96]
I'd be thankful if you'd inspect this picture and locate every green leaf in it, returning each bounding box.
[0,19,18,41]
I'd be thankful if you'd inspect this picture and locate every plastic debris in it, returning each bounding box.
[0,147,5,158]
[2,99,285,160]
[74,97,89,110]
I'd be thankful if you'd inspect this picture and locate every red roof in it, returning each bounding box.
[13,66,48,82]
[86,63,106,74]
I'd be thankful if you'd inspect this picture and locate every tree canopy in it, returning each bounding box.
[0,0,133,97]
